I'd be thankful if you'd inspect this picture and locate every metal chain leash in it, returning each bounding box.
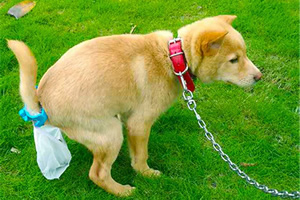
[178,73,300,199]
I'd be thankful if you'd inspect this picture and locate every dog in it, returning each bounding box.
[8,15,262,196]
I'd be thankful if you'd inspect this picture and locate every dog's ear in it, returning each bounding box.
[200,30,228,56]
[216,15,237,25]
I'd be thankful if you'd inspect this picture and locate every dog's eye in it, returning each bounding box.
[229,58,238,64]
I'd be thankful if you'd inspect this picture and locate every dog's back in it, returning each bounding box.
[36,32,177,131]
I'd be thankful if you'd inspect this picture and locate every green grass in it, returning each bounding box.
[0,0,299,199]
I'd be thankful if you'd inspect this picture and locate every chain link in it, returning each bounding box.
[178,74,300,199]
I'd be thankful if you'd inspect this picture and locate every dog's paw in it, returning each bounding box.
[140,168,162,178]
[132,163,162,178]
[116,185,136,197]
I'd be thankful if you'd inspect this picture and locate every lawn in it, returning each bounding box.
[0,0,299,199]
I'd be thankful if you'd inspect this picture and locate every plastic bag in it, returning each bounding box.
[33,125,71,180]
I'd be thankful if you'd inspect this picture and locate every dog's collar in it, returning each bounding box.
[168,38,195,92]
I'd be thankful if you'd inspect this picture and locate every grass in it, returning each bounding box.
[0,0,299,199]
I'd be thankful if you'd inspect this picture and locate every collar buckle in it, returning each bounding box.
[168,37,182,46]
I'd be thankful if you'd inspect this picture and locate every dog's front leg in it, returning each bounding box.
[126,115,161,177]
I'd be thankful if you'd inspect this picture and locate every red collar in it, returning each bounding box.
[168,38,195,92]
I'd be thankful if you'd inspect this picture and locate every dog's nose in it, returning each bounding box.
[254,72,262,81]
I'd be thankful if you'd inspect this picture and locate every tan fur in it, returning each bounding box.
[178,16,262,85]
[7,40,40,114]
[8,15,261,196]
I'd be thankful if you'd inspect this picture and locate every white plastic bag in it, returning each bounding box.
[33,125,71,180]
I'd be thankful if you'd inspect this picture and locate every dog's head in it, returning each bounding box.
[178,15,262,87]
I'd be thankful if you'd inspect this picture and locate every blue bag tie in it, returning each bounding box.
[19,106,48,127]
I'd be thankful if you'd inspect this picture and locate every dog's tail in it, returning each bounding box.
[7,40,40,114]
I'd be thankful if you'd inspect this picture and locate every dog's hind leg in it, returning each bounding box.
[65,117,135,196]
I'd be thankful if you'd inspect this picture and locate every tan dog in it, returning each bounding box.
[8,15,262,196]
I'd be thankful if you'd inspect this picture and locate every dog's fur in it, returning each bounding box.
[8,15,262,196]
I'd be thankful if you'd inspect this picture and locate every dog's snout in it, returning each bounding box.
[254,72,262,81]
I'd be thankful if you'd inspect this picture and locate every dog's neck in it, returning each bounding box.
[177,30,203,76]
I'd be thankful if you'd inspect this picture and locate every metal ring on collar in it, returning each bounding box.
[173,65,189,76]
